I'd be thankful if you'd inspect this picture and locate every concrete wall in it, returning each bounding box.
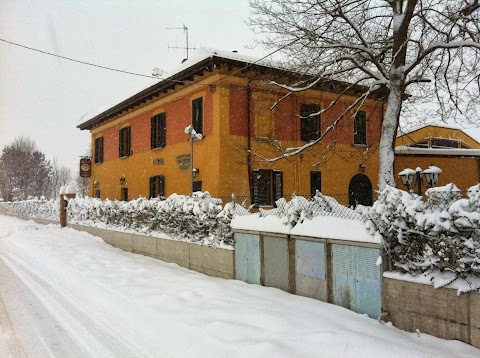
[66,224,234,279]
[383,277,480,348]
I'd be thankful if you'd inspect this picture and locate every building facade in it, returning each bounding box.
[78,50,386,206]
[395,124,480,190]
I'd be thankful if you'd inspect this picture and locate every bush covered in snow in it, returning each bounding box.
[66,192,235,246]
[0,196,59,220]
[364,184,480,291]
[0,192,238,247]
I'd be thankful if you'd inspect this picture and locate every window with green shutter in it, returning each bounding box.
[354,111,367,145]
[192,97,203,135]
[252,169,283,206]
[119,126,131,157]
[151,113,166,149]
[149,175,165,198]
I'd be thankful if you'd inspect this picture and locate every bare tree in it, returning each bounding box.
[249,0,480,188]
[47,157,72,199]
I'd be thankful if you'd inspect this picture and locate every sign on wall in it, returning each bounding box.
[79,158,92,177]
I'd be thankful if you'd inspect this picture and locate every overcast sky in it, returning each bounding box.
[1,0,480,176]
[0,0,265,172]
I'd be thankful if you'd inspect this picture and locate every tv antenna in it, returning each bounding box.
[166,24,196,61]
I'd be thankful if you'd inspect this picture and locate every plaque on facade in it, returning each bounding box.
[153,158,165,165]
[176,154,191,171]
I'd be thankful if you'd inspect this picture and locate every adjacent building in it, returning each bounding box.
[395,124,480,190]
[78,49,386,206]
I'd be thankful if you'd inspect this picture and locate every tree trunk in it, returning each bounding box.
[378,82,403,189]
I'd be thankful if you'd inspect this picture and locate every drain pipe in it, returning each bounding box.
[247,80,253,203]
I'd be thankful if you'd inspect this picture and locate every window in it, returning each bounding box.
[151,113,166,149]
[95,190,101,199]
[121,188,128,201]
[409,140,429,148]
[431,138,460,149]
[119,126,131,157]
[94,137,104,163]
[149,175,165,198]
[354,111,367,145]
[192,97,203,135]
[301,104,320,141]
[252,170,283,206]
[310,171,322,197]
[192,181,202,192]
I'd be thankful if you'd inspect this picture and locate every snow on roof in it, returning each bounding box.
[395,145,480,156]
[165,47,268,77]
[397,123,463,137]
[78,47,270,128]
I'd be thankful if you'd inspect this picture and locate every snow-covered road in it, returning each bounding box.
[0,215,478,357]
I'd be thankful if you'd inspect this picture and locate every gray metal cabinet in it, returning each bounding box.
[332,244,381,318]
[295,239,327,301]
[263,235,290,292]
[234,232,261,284]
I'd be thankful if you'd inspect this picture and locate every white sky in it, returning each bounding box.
[0,0,265,172]
[1,0,479,175]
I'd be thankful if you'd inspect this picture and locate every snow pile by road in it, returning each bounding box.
[0,215,478,357]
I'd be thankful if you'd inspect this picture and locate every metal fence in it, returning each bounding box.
[423,189,467,211]
[216,193,365,221]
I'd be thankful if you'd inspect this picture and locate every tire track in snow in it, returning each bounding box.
[0,250,142,357]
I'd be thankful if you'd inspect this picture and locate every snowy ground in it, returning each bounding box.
[0,215,478,358]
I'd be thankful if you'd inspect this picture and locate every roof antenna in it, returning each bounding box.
[166,24,196,62]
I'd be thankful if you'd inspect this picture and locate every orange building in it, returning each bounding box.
[78,49,386,206]
[394,124,480,191]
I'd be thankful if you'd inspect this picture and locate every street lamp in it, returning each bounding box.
[184,125,203,193]
[398,166,442,195]
[422,166,442,187]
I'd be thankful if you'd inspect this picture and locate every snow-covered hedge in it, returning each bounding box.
[364,184,480,291]
[66,192,235,247]
[0,192,237,247]
[0,196,59,220]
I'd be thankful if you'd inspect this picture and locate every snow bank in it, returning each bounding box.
[1,215,478,357]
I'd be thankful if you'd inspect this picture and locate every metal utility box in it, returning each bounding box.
[234,232,261,284]
[294,239,327,302]
[263,234,290,292]
[332,243,381,318]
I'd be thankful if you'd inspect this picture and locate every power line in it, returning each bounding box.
[0,36,301,88]
[0,37,189,84]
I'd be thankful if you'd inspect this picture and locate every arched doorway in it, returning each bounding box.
[348,174,373,207]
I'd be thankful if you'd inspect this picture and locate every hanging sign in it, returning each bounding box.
[79,158,92,177]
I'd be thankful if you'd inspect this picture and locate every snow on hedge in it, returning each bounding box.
[0,196,59,220]
[66,192,235,247]
[364,183,480,292]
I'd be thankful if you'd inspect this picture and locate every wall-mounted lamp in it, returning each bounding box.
[359,163,367,173]
[209,85,216,93]
[192,168,200,178]
[93,181,100,188]
[120,176,126,186]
